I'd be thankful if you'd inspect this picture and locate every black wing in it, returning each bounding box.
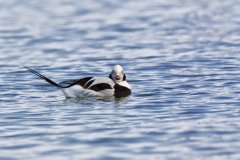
[60,77,93,88]
[60,78,113,92]
[89,83,112,92]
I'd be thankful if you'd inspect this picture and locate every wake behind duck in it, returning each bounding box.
[24,65,131,99]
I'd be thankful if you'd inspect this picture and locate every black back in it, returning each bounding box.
[89,83,112,92]
[64,77,113,92]
[60,77,93,88]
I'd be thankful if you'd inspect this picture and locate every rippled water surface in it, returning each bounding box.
[1,0,240,159]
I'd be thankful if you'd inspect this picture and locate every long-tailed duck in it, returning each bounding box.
[24,65,131,98]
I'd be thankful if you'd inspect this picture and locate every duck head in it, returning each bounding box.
[109,65,126,83]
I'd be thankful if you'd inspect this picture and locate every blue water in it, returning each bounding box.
[1,0,240,159]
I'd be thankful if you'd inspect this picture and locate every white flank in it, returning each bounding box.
[61,85,100,98]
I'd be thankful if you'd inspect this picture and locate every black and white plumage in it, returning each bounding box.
[24,65,131,98]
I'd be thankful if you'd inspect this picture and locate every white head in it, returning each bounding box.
[109,65,126,83]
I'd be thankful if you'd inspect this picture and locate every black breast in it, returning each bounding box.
[114,84,131,98]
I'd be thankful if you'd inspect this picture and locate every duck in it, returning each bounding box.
[24,65,131,98]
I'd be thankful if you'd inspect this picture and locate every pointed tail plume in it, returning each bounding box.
[24,66,64,88]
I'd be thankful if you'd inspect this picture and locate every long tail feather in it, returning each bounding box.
[24,66,64,88]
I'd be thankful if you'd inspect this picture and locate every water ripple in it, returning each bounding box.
[0,0,240,160]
